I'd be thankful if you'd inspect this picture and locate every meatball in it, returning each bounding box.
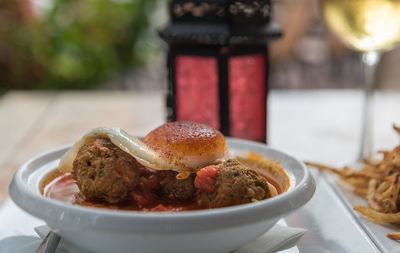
[72,136,139,204]
[195,160,270,208]
[158,171,196,200]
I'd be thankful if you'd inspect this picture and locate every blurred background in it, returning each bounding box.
[0,0,165,91]
[1,0,399,92]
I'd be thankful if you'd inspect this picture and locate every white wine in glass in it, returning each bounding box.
[320,0,400,160]
[321,0,400,51]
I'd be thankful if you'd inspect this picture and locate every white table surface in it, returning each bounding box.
[269,90,400,164]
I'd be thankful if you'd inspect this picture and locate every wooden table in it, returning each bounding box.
[1,89,400,205]
[0,91,165,204]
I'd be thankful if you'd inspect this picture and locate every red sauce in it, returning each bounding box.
[43,173,198,211]
[43,168,282,211]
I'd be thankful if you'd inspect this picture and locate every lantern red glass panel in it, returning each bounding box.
[175,56,220,129]
[160,0,281,143]
[229,54,266,141]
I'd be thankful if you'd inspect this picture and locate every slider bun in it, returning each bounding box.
[143,122,229,170]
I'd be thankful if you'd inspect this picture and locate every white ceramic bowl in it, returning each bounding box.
[9,138,315,253]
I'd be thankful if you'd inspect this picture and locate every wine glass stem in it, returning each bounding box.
[359,51,381,161]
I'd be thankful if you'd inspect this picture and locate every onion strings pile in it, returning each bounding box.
[306,125,400,240]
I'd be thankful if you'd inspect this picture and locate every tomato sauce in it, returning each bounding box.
[42,158,284,211]
[42,173,199,211]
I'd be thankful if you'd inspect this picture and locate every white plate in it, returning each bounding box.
[9,138,315,253]
[322,165,400,253]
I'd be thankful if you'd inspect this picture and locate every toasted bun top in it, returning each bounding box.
[143,122,229,171]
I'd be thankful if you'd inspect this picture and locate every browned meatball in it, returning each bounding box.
[72,136,139,204]
[158,171,195,200]
[195,160,270,208]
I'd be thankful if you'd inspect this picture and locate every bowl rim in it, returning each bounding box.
[9,138,316,233]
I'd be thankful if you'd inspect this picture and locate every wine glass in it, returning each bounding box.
[319,0,400,161]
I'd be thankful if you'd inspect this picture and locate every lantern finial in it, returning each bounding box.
[159,0,281,46]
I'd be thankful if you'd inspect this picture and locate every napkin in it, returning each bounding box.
[0,222,305,253]
[234,222,306,253]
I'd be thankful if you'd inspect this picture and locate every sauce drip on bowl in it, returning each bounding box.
[44,173,79,203]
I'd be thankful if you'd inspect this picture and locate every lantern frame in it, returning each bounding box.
[160,0,280,142]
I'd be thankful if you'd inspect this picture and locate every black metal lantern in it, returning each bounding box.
[159,0,281,143]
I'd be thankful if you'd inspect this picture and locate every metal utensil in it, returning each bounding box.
[35,231,61,253]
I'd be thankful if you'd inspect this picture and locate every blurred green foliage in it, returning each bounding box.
[0,0,159,89]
